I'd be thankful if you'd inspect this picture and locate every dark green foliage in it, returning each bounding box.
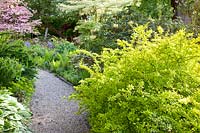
[99,6,179,42]
[134,0,172,19]
[0,34,37,79]
[71,26,200,132]
[0,33,36,102]
[93,7,184,53]
[0,57,22,87]
[25,0,80,38]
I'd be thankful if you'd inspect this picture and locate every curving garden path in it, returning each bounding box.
[30,70,89,133]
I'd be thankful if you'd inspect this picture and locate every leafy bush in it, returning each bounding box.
[0,33,37,79]
[0,33,36,102]
[0,57,22,87]
[132,0,173,19]
[72,25,200,132]
[10,78,34,103]
[0,90,31,132]
[0,33,35,133]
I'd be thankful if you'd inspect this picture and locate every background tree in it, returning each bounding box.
[60,0,134,18]
[61,0,184,53]
[171,0,179,19]
[25,0,80,39]
[0,0,41,34]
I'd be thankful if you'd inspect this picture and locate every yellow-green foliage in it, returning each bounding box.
[72,25,200,132]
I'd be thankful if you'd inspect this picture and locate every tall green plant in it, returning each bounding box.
[71,25,200,132]
[61,0,134,51]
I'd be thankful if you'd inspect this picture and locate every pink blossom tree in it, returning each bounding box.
[0,0,41,34]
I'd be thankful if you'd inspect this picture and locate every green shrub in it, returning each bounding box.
[10,78,34,103]
[0,90,31,133]
[54,39,77,54]
[0,33,37,79]
[0,33,36,103]
[72,25,200,132]
[0,57,22,87]
[0,57,34,103]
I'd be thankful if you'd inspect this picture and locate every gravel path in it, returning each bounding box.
[30,70,89,133]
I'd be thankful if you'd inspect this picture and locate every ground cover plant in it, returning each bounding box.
[0,90,31,132]
[71,25,200,132]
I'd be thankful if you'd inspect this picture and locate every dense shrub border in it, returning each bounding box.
[0,33,36,132]
[72,25,200,132]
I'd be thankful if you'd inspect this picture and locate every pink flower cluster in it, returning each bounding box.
[0,0,41,34]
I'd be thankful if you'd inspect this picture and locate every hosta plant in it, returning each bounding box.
[0,90,31,132]
[71,25,200,132]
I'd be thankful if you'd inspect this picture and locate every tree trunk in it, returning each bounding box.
[44,27,48,40]
[171,0,179,19]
